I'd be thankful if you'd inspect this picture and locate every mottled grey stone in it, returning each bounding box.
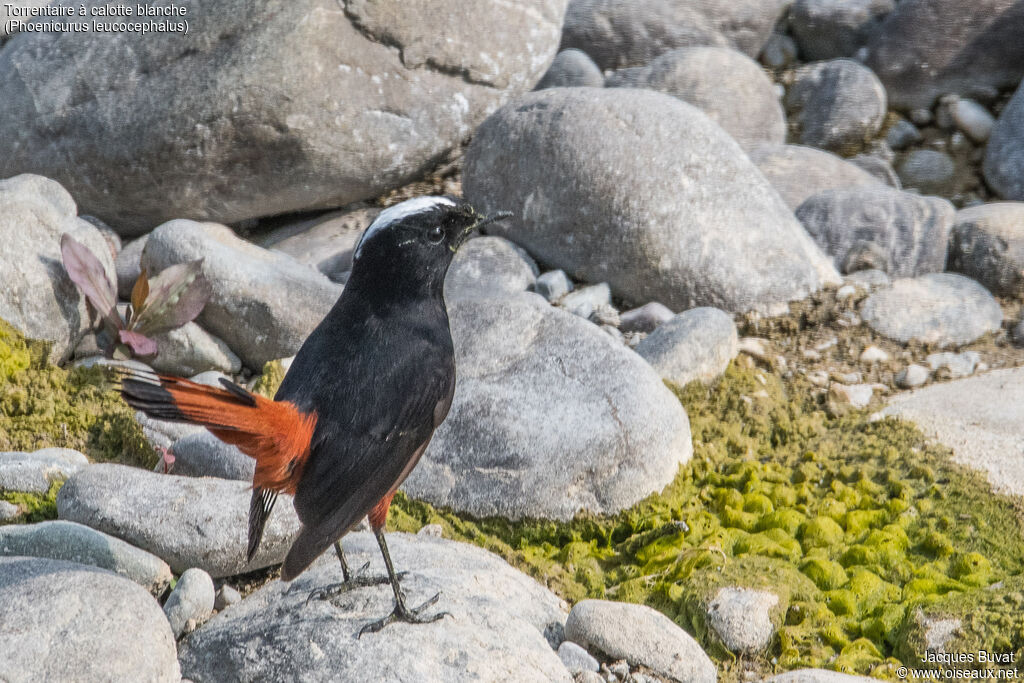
[948,202,1024,297]
[179,532,571,682]
[116,234,148,300]
[795,187,955,277]
[141,219,341,370]
[984,83,1024,201]
[0,448,88,494]
[170,431,254,481]
[635,307,738,387]
[536,48,605,89]
[147,322,242,377]
[760,33,798,69]
[565,599,716,683]
[620,302,674,334]
[785,59,887,153]
[535,269,573,301]
[0,556,179,682]
[558,641,600,673]
[0,500,18,521]
[0,520,172,595]
[860,273,1002,347]
[0,174,117,362]
[606,46,786,150]
[57,463,301,577]
[214,584,242,611]
[445,236,538,301]
[464,89,839,314]
[895,364,930,389]
[164,567,215,638]
[747,143,885,210]
[951,98,996,143]
[261,207,379,284]
[707,587,779,653]
[897,150,956,195]
[790,0,895,61]
[0,0,568,234]
[560,283,612,319]
[886,119,923,151]
[864,0,1024,110]
[925,351,981,379]
[405,294,693,521]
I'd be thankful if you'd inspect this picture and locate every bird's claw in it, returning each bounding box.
[357,592,450,638]
[305,573,393,606]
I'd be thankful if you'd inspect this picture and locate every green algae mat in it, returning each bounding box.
[4,321,1024,679]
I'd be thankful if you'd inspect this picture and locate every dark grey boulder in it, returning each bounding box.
[897,149,957,196]
[536,48,605,89]
[785,59,887,153]
[948,202,1024,297]
[559,0,789,69]
[0,0,567,234]
[795,187,954,277]
[464,88,839,314]
[864,0,1024,111]
[984,82,1024,201]
[606,47,786,150]
[790,0,895,61]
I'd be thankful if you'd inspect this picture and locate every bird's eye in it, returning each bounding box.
[426,225,445,244]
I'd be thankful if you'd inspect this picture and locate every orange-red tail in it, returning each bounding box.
[118,371,317,495]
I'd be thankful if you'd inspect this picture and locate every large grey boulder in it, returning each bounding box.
[261,207,380,284]
[0,174,116,362]
[0,520,172,595]
[0,448,89,494]
[864,0,1024,111]
[789,0,895,61]
[560,0,790,69]
[795,187,955,277]
[444,236,539,301]
[179,532,572,682]
[635,307,739,387]
[57,463,301,577]
[171,431,254,481]
[785,59,887,153]
[984,83,1024,201]
[0,0,568,234]
[746,143,885,211]
[859,273,1003,347]
[141,219,341,369]
[879,368,1024,498]
[464,88,839,314]
[606,47,786,150]
[405,294,692,521]
[0,556,179,682]
[948,202,1024,297]
[565,599,717,683]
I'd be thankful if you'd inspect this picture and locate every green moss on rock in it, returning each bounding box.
[0,480,62,524]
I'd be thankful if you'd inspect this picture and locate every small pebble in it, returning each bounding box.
[0,500,19,522]
[535,269,573,302]
[828,383,874,413]
[886,118,923,150]
[951,98,995,143]
[608,661,631,679]
[417,523,444,538]
[836,285,858,301]
[896,364,930,389]
[926,351,980,379]
[164,567,216,638]
[909,108,933,126]
[738,337,771,362]
[591,303,621,328]
[619,302,674,333]
[560,283,611,319]
[558,641,600,673]
[213,585,242,611]
[575,672,605,683]
[860,345,890,364]
[897,149,956,194]
[760,33,797,69]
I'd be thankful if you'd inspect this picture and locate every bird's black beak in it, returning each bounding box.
[454,210,514,250]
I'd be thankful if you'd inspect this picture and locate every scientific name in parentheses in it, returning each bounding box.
[2,5,188,17]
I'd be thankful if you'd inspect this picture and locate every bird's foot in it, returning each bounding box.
[304,566,410,605]
[357,592,450,638]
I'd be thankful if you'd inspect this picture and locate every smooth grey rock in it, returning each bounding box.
[760,33,798,69]
[795,187,955,277]
[925,351,981,379]
[214,584,242,611]
[984,83,1024,201]
[116,235,148,300]
[141,219,341,370]
[565,599,716,683]
[535,269,574,301]
[445,236,538,301]
[189,370,233,388]
[761,671,879,683]
[707,587,779,653]
[0,1,568,234]
[0,520,172,595]
[170,431,254,481]
[606,46,786,150]
[880,368,1024,497]
[536,48,605,89]
[897,150,956,195]
[57,463,301,577]
[895,364,930,389]
[864,0,1024,110]
[620,302,674,334]
[785,59,887,153]
[262,207,379,284]
[465,88,839,314]
[560,0,788,69]
[147,322,242,377]
[951,98,996,143]
[0,448,88,494]
[635,307,738,387]
[859,345,890,364]
[405,294,693,521]
[790,0,895,61]
[948,203,1024,297]
[886,119,923,151]
[0,556,179,682]
[0,500,18,521]
[179,532,571,682]
[560,283,612,319]
[860,273,1002,347]
[0,174,117,362]
[164,567,215,639]
[747,143,885,210]
[558,641,600,673]
[849,155,901,189]
[134,411,205,452]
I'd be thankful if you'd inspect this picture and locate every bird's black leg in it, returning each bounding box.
[304,540,382,604]
[357,526,450,637]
